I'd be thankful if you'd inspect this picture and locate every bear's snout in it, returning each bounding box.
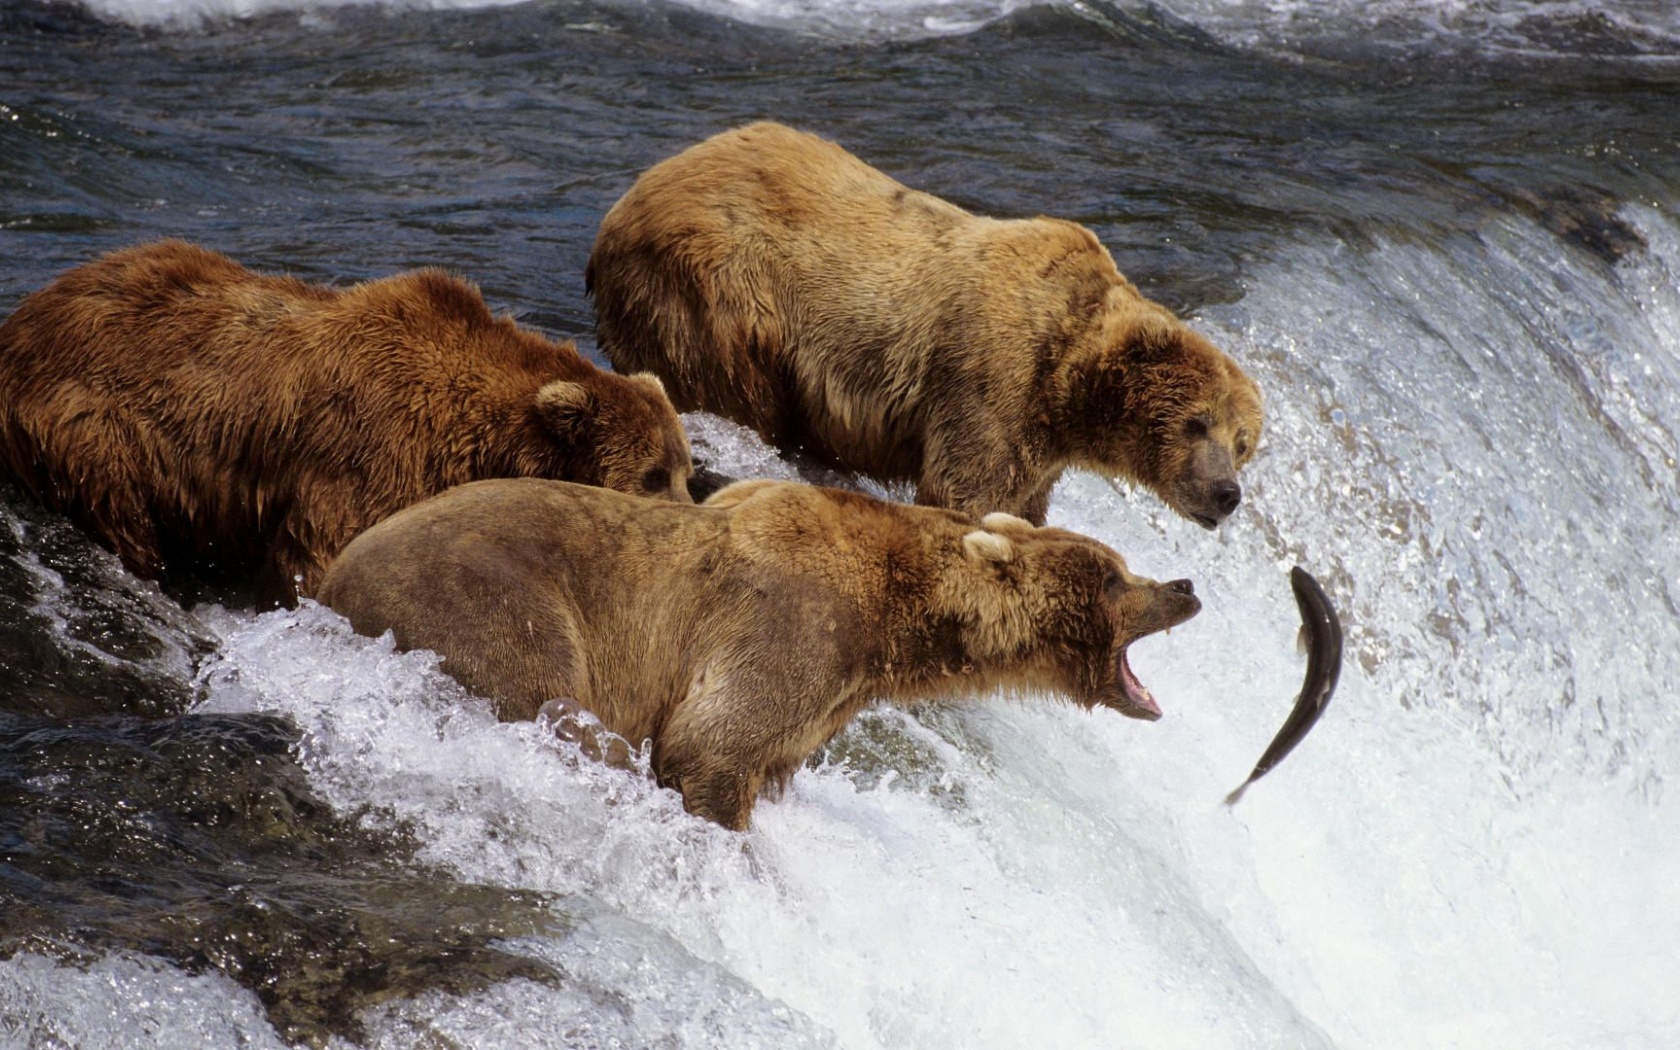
[1173,439,1247,529]
[1153,580,1202,632]
[1211,479,1242,517]
[1182,477,1242,529]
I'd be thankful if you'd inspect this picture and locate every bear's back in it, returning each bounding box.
[0,242,682,602]
[600,122,970,280]
[0,240,583,396]
[320,478,730,719]
[585,122,1155,491]
[0,240,315,385]
[294,266,592,399]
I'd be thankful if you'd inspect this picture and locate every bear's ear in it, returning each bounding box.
[535,380,597,437]
[1120,322,1184,366]
[1066,270,1111,320]
[979,512,1034,535]
[703,477,782,509]
[963,530,1015,565]
[627,371,668,398]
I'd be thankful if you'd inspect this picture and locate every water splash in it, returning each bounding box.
[57,0,1680,54]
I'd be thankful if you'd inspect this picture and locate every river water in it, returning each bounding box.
[2,0,1677,1047]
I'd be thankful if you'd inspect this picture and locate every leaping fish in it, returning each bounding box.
[1225,566,1343,805]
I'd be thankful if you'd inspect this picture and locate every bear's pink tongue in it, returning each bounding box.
[1118,648,1162,721]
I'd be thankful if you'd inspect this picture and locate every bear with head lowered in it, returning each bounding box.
[588,120,1263,528]
[0,239,693,601]
[316,476,1202,829]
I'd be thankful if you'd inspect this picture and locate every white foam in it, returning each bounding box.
[661,0,1036,39]
[69,0,1029,35]
[66,0,1680,53]
[0,951,291,1050]
[1154,0,1680,58]
[73,0,524,29]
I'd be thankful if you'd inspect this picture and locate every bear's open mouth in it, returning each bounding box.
[1115,646,1162,721]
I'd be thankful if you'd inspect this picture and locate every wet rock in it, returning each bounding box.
[0,711,565,1047]
[1510,184,1647,265]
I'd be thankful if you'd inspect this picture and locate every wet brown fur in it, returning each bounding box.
[0,240,693,601]
[587,121,1263,527]
[316,476,1201,830]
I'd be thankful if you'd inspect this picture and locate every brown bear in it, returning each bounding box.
[587,121,1264,528]
[0,239,693,602]
[316,476,1202,829]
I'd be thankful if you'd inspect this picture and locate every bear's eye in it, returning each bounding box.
[1103,567,1124,601]
[1184,415,1211,439]
[1235,433,1252,460]
[642,467,671,492]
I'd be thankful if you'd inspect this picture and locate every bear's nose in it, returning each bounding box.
[1212,480,1242,517]
[1167,578,1195,596]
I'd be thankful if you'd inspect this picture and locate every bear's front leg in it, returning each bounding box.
[654,651,836,830]
[657,756,763,831]
[916,421,1049,525]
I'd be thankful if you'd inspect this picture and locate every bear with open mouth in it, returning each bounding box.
[317,476,1202,829]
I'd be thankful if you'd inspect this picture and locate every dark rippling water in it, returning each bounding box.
[2,1,1678,1046]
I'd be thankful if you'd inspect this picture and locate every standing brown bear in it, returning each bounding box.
[317,476,1203,830]
[588,121,1263,528]
[0,240,693,601]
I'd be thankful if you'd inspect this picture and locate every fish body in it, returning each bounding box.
[1226,566,1344,804]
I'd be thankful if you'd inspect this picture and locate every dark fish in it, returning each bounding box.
[1225,566,1343,805]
